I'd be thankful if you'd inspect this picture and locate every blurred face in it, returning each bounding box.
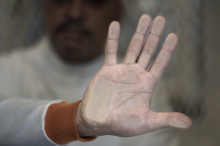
[45,0,122,63]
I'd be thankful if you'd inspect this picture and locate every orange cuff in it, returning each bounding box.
[45,100,96,145]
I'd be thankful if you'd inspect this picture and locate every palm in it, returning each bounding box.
[93,64,156,136]
[78,15,192,137]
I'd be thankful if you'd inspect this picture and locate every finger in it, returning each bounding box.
[148,112,192,132]
[123,14,151,64]
[137,16,166,69]
[149,33,178,81]
[104,21,120,66]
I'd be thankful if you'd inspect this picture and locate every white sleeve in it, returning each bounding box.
[0,98,64,146]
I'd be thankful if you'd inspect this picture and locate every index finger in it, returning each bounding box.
[104,21,120,66]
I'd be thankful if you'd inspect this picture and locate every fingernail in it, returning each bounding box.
[169,118,188,128]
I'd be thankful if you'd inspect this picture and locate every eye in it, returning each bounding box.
[84,0,109,6]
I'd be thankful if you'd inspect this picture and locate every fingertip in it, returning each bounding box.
[151,15,166,36]
[141,14,152,22]
[155,15,166,24]
[168,33,178,41]
[179,113,193,129]
[108,21,120,40]
[169,113,192,129]
[136,14,152,35]
[167,33,178,44]
[110,21,120,30]
[183,115,193,128]
[164,33,179,52]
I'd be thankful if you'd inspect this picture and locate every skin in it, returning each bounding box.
[75,15,192,137]
[45,0,122,63]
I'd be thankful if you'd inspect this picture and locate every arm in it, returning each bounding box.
[0,98,61,146]
[0,98,94,146]
[0,14,192,146]
[0,54,67,145]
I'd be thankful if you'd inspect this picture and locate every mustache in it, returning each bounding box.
[55,19,92,37]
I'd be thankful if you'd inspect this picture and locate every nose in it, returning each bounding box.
[67,0,84,19]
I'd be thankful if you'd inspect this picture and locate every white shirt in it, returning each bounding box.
[0,37,178,146]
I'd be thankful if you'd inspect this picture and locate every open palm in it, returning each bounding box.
[76,15,192,137]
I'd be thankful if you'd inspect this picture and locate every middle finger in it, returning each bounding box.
[137,16,166,69]
[123,14,151,64]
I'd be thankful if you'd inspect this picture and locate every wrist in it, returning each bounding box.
[75,102,88,137]
[45,101,96,145]
[75,102,109,137]
[75,102,98,137]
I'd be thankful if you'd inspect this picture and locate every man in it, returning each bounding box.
[0,0,191,145]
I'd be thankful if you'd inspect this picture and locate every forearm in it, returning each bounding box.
[0,98,96,146]
[0,98,60,146]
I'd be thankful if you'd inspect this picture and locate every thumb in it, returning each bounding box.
[148,112,192,132]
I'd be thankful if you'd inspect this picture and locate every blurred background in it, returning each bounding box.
[0,0,219,146]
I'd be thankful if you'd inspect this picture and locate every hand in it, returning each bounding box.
[76,14,192,137]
